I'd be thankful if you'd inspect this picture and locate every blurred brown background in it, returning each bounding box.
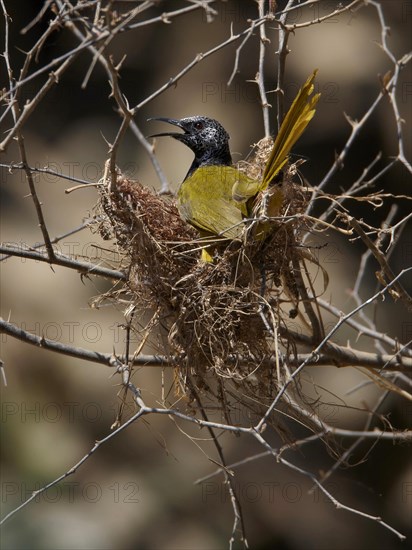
[1,1,411,549]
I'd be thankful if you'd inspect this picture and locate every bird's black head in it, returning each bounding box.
[149,116,232,179]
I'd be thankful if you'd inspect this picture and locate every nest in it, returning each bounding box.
[95,139,325,422]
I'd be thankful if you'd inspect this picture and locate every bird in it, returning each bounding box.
[150,70,320,262]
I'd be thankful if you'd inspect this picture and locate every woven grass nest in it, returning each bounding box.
[95,138,326,418]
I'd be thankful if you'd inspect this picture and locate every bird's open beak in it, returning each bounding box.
[147,117,186,139]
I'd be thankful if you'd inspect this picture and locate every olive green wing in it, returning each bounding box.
[231,172,261,203]
[177,166,249,238]
[179,197,243,238]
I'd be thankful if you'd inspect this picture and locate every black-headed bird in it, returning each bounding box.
[150,70,320,262]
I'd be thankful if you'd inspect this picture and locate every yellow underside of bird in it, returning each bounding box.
[177,70,320,262]
[178,165,251,239]
[177,165,284,261]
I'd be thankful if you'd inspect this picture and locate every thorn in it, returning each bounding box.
[343,111,357,128]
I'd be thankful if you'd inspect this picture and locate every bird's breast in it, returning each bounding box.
[176,165,256,238]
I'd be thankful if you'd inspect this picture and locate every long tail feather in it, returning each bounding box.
[260,69,320,190]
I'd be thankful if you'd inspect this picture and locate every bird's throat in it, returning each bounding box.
[184,148,232,181]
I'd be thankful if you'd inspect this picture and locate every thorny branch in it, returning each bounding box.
[1,383,408,539]
[1,0,411,546]
[2,316,411,372]
[0,244,126,281]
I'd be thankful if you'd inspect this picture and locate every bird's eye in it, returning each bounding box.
[194,121,204,130]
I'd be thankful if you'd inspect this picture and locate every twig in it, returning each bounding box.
[0,162,94,186]
[256,0,272,137]
[0,220,94,263]
[188,382,249,549]
[2,389,408,539]
[276,0,294,129]
[0,317,162,368]
[1,0,55,260]
[287,0,364,30]
[348,216,412,308]
[0,244,125,281]
[2,316,410,371]
[316,298,412,357]
[256,268,412,431]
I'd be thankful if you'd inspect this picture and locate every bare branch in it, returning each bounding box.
[2,316,410,372]
[0,244,125,281]
[1,2,410,544]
